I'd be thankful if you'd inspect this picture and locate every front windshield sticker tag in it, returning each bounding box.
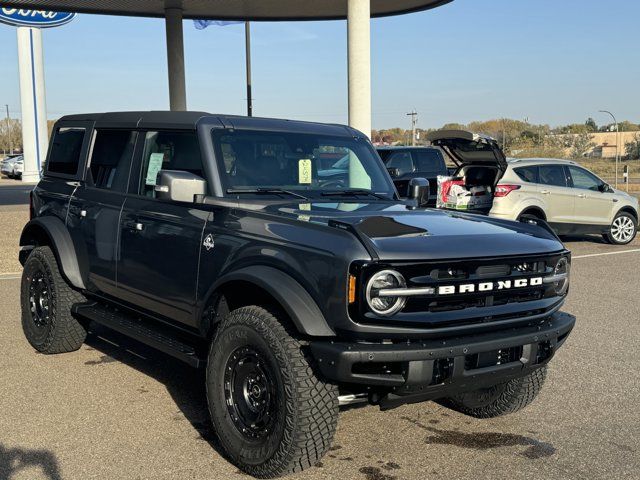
[298,159,312,184]
[203,234,215,251]
[145,153,165,186]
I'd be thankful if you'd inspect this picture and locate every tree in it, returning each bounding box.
[624,133,640,160]
[585,117,598,132]
[0,118,22,154]
[571,132,596,158]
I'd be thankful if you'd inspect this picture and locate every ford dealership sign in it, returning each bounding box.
[0,8,76,28]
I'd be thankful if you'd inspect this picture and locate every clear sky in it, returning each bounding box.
[0,0,638,130]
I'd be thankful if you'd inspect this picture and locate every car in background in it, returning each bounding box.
[13,157,24,178]
[489,158,638,245]
[376,146,447,204]
[1,154,24,179]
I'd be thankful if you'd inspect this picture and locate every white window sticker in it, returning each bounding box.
[145,153,165,186]
[298,159,312,184]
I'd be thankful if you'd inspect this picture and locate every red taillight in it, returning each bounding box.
[494,184,521,197]
[29,190,35,219]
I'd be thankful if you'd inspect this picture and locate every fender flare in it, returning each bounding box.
[19,217,86,290]
[208,265,335,337]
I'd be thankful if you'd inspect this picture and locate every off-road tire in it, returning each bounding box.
[21,246,87,353]
[206,306,338,478]
[603,211,637,245]
[441,366,547,418]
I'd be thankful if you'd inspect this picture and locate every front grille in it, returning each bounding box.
[355,253,567,329]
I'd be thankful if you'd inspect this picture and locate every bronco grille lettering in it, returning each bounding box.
[437,276,543,295]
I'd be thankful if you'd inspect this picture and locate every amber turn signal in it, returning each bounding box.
[348,275,357,304]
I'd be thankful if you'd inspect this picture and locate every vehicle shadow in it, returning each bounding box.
[82,324,231,463]
[559,234,608,244]
[0,443,62,480]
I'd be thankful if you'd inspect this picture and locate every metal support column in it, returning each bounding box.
[347,0,371,138]
[165,7,187,111]
[17,26,48,182]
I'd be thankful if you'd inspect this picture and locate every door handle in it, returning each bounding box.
[577,193,586,198]
[123,220,144,231]
[541,190,550,195]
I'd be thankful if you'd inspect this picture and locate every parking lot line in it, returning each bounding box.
[0,273,21,280]
[572,248,640,260]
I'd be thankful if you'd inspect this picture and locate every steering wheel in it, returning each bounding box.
[320,179,346,189]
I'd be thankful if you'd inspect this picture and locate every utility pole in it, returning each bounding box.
[4,104,12,155]
[407,110,417,146]
[245,21,253,117]
[599,110,619,187]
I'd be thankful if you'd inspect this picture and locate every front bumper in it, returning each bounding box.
[311,311,575,409]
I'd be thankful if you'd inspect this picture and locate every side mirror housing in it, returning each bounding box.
[386,167,400,178]
[155,170,207,203]
[598,183,612,193]
[408,177,430,209]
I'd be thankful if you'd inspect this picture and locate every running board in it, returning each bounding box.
[72,302,203,368]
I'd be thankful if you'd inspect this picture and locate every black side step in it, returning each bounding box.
[72,302,203,368]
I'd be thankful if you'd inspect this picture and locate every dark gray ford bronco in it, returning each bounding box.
[19,112,575,477]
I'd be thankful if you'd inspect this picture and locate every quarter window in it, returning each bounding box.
[514,166,539,183]
[538,165,568,187]
[139,131,203,197]
[568,166,601,191]
[88,130,136,191]
[46,127,85,176]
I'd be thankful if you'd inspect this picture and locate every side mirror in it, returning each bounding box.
[155,170,207,203]
[598,183,611,193]
[387,167,400,178]
[408,177,430,209]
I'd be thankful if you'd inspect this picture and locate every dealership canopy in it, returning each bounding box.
[3,0,452,137]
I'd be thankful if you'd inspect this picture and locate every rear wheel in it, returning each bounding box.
[206,306,338,478]
[21,246,87,353]
[441,367,547,418]
[603,212,637,245]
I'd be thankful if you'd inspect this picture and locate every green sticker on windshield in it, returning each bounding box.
[298,159,312,184]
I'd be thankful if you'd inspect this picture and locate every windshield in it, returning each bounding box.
[212,129,395,199]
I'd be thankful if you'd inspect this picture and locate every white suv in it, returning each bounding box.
[489,158,638,245]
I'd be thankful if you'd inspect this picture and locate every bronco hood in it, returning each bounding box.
[267,202,563,261]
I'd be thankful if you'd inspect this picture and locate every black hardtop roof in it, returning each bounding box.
[56,111,359,137]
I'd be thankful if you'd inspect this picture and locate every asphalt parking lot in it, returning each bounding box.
[0,186,638,480]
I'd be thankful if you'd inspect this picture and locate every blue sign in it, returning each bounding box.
[0,8,76,28]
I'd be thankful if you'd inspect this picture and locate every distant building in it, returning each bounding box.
[553,131,640,158]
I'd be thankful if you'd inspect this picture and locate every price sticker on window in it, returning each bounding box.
[145,153,165,186]
[298,159,312,184]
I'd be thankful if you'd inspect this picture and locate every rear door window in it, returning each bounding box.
[538,165,568,187]
[385,151,414,176]
[88,130,137,191]
[46,127,86,176]
[138,131,203,198]
[514,166,539,183]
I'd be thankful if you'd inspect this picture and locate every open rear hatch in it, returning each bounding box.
[427,130,507,213]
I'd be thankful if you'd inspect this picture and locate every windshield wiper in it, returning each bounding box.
[321,189,391,200]
[227,188,310,201]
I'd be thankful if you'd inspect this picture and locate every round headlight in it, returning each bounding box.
[365,270,407,316]
[553,257,570,295]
